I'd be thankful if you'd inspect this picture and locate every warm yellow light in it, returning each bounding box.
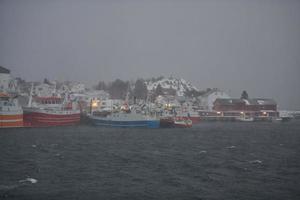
[165,103,172,108]
[240,111,244,114]
[263,112,267,115]
[217,111,221,114]
[92,101,98,107]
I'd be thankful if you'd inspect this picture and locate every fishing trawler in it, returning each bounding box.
[88,100,160,128]
[0,93,23,128]
[23,85,80,127]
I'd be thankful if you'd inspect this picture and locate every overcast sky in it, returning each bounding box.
[0,0,299,109]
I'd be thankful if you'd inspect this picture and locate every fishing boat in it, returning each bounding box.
[89,111,160,128]
[0,93,23,128]
[88,101,160,128]
[160,116,175,128]
[23,85,80,127]
[186,112,201,124]
[177,107,200,124]
[235,116,254,122]
[174,117,192,128]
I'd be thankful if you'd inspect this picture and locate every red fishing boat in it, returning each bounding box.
[23,96,80,127]
[180,112,200,124]
[23,85,80,127]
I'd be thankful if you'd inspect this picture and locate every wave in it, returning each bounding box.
[249,160,263,164]
[226,146,236,149]
[0,178,37,195]
[0,184,19,191]
[19,178,38,184]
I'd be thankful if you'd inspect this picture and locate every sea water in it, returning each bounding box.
[0,121,300,199]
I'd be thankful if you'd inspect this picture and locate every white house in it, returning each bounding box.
[70,83,86,93]
[34,83,57,97]
[70,90,110,105]
[0,66,15,92]
[155,95,181,108]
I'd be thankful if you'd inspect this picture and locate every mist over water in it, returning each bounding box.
[1,122,300,199]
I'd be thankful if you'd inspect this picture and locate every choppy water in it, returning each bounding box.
[0,121,300,200]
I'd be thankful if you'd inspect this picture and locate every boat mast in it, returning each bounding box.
[28,82,34,107]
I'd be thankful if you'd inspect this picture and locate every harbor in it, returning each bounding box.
[1,66,299,129]
[1,1,300,199]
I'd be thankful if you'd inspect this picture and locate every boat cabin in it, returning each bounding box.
[34,96,63,105]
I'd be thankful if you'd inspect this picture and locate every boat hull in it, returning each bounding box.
[174,117,193,128]
[0,112,23,128]
[160,117,175,128]
[176,113,200,124]
[23,109,80,127]
[174,123,192,128]
[89,116,160,128]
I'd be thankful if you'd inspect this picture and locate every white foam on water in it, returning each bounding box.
[19,178,38,184]
[199,150,207,154]
[226,146,236,149]
[31,145,37,148]
[0,184,19,191]
[249,160,263,164]
[27,178,37,184]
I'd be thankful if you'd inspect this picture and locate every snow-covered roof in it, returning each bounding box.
[0,66,10,74]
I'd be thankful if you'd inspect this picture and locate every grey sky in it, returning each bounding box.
[0,0,299,109]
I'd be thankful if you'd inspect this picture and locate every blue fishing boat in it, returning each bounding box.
[88,111,160,128]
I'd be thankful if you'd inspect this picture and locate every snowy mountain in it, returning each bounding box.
[145,77,199,96]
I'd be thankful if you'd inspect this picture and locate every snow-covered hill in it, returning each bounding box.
[145,77,199,96]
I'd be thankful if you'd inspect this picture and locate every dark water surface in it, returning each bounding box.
[1,121,300,200]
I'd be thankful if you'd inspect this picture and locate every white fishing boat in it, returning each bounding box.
[236,116,254,122]
[174,117,192,128]
[0,93,23,128]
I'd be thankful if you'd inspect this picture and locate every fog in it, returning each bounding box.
[0,0,299,109]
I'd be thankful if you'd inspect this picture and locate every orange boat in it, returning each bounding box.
[0,93,23,128]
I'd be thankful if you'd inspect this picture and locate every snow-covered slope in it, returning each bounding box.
[145,77,199,96]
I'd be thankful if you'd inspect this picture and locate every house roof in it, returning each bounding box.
[0,66,10,74]
[214,98,244,105]
[252,98,277,105]
[215,98,277,105]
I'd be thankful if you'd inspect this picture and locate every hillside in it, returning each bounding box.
[145,77,199,96]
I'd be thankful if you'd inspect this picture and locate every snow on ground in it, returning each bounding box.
[145,77,199,94]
